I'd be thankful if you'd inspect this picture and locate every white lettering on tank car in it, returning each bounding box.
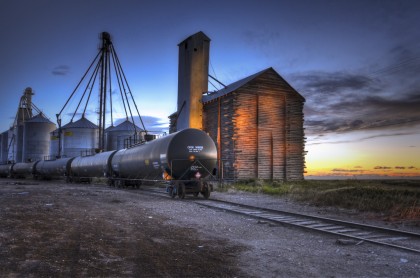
[152,161,160,169]
[190,165,202,171]
[160,154,167,163]
[187,146,204,153]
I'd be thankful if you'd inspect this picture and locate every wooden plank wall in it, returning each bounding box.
[203,69,305,181]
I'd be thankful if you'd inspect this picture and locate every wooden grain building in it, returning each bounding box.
[170,32,306,181]
[202,68,305,181]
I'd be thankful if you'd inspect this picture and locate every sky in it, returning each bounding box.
[0,0,419,178]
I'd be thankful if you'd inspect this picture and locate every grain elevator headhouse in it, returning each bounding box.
[175,31,210,131]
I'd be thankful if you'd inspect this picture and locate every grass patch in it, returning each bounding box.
[222,179,420,220]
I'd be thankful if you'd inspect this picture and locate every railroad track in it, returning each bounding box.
[140,186,420,254]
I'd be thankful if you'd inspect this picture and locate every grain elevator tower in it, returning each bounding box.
[176,31,210,131]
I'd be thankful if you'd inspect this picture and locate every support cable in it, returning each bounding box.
[110,48,129,120]
[209,74,227,88]
[81,61,101,118]
[72,60,101,121]
[112,45,147,134]
[111,47,138,133]
[108,51,114,127]
[57,50,101,117]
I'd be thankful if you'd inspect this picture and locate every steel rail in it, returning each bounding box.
[140,187,420,254]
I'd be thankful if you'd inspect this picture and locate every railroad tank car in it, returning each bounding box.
[34,157,75,180]
[10,161,38,178]
[69,150,117,183]
[110,128,217,196]
[0,163,12,178]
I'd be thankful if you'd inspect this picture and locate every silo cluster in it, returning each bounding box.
[105,119,144,151]
[1,112,56,163]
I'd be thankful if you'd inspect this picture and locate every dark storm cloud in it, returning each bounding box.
[296,69,420,136]
[307,131,418,146]
[52,65,70,76]
[295,71,375,94]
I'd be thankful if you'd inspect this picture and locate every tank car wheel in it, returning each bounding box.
[178,182,186,199]
[170,182,178,198]
[201,182,210,199]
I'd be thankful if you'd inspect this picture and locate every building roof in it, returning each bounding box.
[25,112,54,124]
[110,119,143,132]
[178,31,210,46]
[62,116,98,129]
[202,67,305,103]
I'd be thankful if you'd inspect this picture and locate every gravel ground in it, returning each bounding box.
[0,179,419,277]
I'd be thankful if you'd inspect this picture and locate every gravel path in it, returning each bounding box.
[0,180,419,277]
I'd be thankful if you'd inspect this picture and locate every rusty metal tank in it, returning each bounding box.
[105,120,144,151]
[34,157,75,179]
[22,113,56,162]
[111,128,217,180]
[61,116,99,157]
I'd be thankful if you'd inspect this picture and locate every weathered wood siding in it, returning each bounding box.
[203,68,305,181]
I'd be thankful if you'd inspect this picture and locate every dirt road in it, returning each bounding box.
[0,179,419,277]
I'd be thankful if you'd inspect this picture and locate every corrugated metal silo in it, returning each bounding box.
[61,116,99,157]
[104,125,115,151]
[105,120,144,151]
[15,124,24,162]
[49,129,60,158]
[8,127,15,163]
[1,131,9,163]
[22,113,56,162]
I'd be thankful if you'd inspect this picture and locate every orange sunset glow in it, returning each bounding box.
[305,128,420,178]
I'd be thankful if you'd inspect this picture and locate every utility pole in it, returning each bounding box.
[99,32,111,151]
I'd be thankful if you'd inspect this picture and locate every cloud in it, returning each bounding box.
[331,168,364,173]
[395,166,406,169]
[374,166,392,170]
[293,41,420,140]
[297,71,420,136]
[52,65,70,76]
[114,115,168,132]
[294,71,376,94]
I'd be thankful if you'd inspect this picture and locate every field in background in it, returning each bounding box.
[221,179,420,221]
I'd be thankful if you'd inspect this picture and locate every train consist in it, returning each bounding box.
[0,128,218,199]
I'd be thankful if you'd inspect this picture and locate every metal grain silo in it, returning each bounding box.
[49,129,61,158]
[105,120,144,151]
[0,131,7,163]
[22,113,56,162]
[61,116,99,157]
[7,127,15,163]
